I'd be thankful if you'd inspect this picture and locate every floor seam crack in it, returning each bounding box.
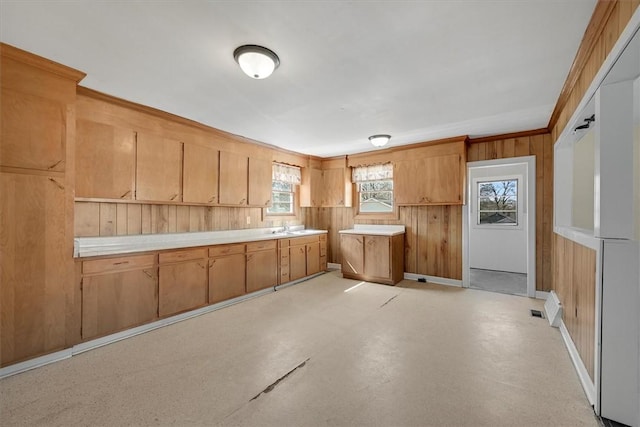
[249,357,310,402]
[380,294,399,308]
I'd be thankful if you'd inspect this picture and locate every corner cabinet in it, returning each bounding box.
[340,231,405,285]
[300,157,352,208]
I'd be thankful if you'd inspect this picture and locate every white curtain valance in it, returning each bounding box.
[272,163,301,184]
[352,163,393,183]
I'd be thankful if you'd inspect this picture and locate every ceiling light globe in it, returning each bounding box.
[369,134,391,147]
[234,45,280,79]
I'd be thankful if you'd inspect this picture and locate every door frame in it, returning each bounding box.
[462,156,536,297]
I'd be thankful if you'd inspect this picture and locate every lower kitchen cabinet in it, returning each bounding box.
[81,254,158,340]
[288,235,324,281]
[209,244,246,304]
[340,233,405,285]
[158,249,208,317]
[246,240,277,293]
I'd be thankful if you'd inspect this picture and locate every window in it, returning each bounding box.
[266,163,301,215]
[353,163,394,214]
[477,179,518,225]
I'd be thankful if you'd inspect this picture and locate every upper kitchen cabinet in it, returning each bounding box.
[76,119,135,199]
[136,132,183,202]
[300,167,323,207]
[1,45,84,173]
[394,154,463,205]
[300,157,352,207]
[183,143,218,204]
[219,151,248,205]
[392,139,466,206]
[248,157,272,207]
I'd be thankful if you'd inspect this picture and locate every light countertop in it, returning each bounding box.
[338,225,405,236]
[74,227,327,258]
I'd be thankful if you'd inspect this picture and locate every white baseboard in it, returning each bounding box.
[559,319,596,405]
[403,273,462,287]
[0,348,72,379]
[536,290,550,300]
[327,262,341,270]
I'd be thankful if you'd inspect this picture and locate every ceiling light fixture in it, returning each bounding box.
[233,45,280,79]
[368,134,391,147]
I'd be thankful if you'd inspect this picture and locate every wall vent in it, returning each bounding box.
[543,290,563,327]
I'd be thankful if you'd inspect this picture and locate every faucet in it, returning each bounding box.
[283,222,290,232]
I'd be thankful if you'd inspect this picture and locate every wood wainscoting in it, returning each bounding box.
[553,233,597,381]
[305,205,462,281]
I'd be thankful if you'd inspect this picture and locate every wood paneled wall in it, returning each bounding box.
[550,0,639,140]
[312,133,553,289]
[75,202,304,237]
[553,234,597,380]
[304,205,462,280]
[468,133,554,291]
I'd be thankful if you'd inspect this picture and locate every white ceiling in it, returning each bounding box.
[0,1,597,157]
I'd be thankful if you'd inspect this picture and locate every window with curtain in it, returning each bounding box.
[352,163,394,213]
[267,163,301,215]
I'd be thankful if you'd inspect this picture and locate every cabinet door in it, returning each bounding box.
[219,151,248,205]
[76,119,135,199]
[289,245,307,281]
[183,143,218,204]
[1,88,66,172]
[322,168,346,207]
[300,167,323,207]
[306,243,320,276]
[248,157,272,207]
[340,234,364,275]
[394,154,462,205]
[82,268,158,340]
[209,253,246,304]
[247,250,277,292]
[159,260,208,317]
[1,173,69,366]
[136,132,183,202]
[364,236,391,280]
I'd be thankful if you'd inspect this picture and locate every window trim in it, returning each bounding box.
[265,181,297,218]
[473,177,522,229]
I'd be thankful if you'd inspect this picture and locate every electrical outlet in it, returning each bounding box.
[246,216,251,225]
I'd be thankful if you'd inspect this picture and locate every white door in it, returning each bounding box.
[463,157,536,297]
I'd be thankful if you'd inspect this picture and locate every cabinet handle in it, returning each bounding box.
[239,198,246,205]
[48,159,63,170]
[142,269,154,280]
[209,260,215,268]
[48,178,64,190]
[121,190,131,198]
[113,261,129,266]
[265,200,270,206]
[170,194,178,201]
[197,262,206,269]
[208,196,216,203]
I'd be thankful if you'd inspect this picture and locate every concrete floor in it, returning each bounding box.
[1,272,598,426]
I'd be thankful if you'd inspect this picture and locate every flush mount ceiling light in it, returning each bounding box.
[233,45,280,79]
[368,134,391,147]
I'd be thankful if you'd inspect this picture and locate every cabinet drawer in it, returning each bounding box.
[209,244,245,257]
[278,238,290,248]
[320,246,327,256]
[319,234,327,242]
[159,248,207,264]
[280,252,290,266]
[246,240,277,252]
[289,235,318,246]
[83,254,155,275]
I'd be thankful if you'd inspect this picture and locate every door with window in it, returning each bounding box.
[468,161,530,296]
